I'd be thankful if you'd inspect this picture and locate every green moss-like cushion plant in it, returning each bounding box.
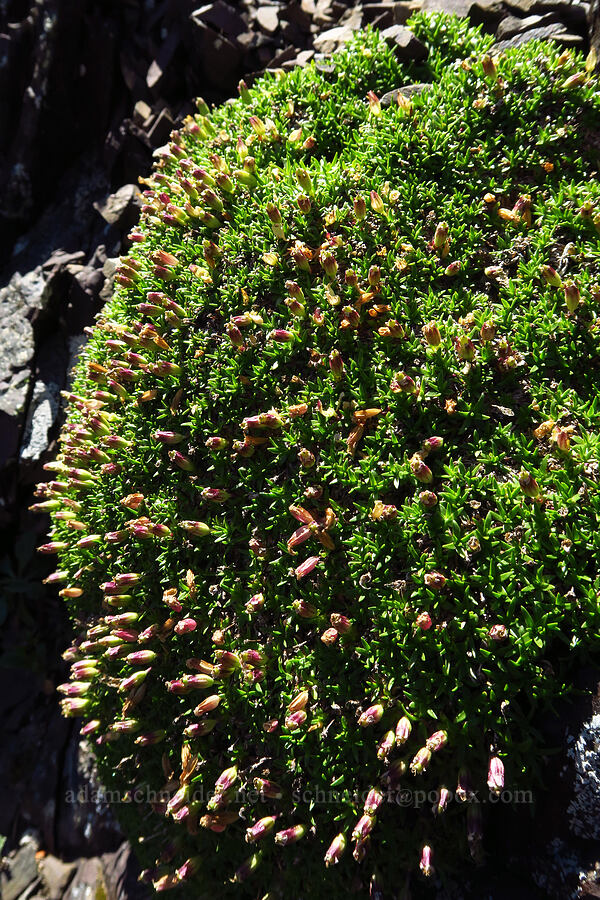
[35,13,600,897]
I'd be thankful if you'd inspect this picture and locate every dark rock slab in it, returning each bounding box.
[0,835,40,900]
[422,0,503,27]
[492,21,584,50]
[381,24,428,60]
[94,184,142,232]
[496,11,562,39]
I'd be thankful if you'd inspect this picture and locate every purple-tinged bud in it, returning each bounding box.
[370,191,384,215]
[111,628,138,642]
[329,349,344,380]
[44,571,69,584]
[201,487,230,503]
[564,280,581,313]
[518,469,540,498]
[422,321,441,347]
[424,571,447,591]
[205,436,228,451]
[268,328,295,343]
[433,222,449,251]
[233,853,262,883]
[295,556,320,579]
[119,669,151,693]
[480,320,496,342]
[540,265,562,288]
[174,618,197,635]
[297,448,315,468]
[170,451,195,472]
[246,815,278,843]
[391,372,416,393]
[481,54,497,79]
[358,704,384,728]
[456,768,474,803]
[426,730,448,752]
[214,650,241,676]
[110,718,141,734]
[176,857,202,882]
[352,814,376,842]
[245,592,265,614]
[415,611,432,631]
[368,265,381,287]
[377,730,396,760]
[420,844,434,877]
[561,71,586,90]
[353,195,367,220]
[422,436,444,454]
[61,697,91,716]
[57,681,91,696]
[324,833,347,867]
[330,613,352,634]
[297,194,311,214]
[454,335,476,361]
[410,746,432,774]
[364,788,384,816]
[249,115,266,136]
[153,431,184,445]
[487,756,505,794]
[353,836,370,863]
[81,719,101,736]
[184,719,217,738]
[126,650,157,665]
[367,90,381,116]
[489,623,508,641]
[275,824,306,846]
[194,695,221,716]
[39,541,70,554]
[285,710,307,730]
[410,455,433,483]
[444,261,461,276]
[293,599,318,619]
[395,716,412,745]
[180,521,211,537]
[254,778,283,799]
[381,759,407,787]
[320,253,338,278]
[434,786,451,815]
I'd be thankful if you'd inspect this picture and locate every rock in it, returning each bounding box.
[191,1,248,39]
[492,22,584,50]
[19,376,62,463]
[313,24,358,53]
[567,712,600,839]
[94,184,142,231]
[38,856,76,900]
[381,82,432,106]
[146,107,175,147]
[362,1,424,25]
[188,21,243,85]
[0,833,40,900]
[63,858,106,900]
[256,6,280,32]
[496,11,562,39]
[421,0,503,27]
[294,48,316,66]
[381,24,428,61]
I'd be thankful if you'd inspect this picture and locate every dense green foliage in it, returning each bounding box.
[36,14,600,897]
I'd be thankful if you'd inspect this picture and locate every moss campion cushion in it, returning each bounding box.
[35,14,600,897]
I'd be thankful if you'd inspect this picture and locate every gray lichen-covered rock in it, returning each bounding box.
[567,713,600,840]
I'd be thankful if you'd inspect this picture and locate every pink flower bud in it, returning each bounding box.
[254,778,283,799]
[246,815,278,843]
[434,787,451,815]
[329,349,344,380]
[293,599,318,619]
[444,261,461,276]
[540,265,562,288]
[246,592,265,613]
[480,320,496,342]
[370,191,384,215]
[275,825,306,846]
[433,221,448,251]
[268,329,295,343]
[424,571,447,590]
[420,844,434,877]
[422,322,441,346]
[518,469,540,498]
[180,520,210,537]
[367,90,381,116]
[354,195,367,220]
[415,612,432,631]
[320,252,338,278]
[395,716,412,744]
[426,730,448,752]
[488,624,508,641]
[419,490,438,508]
[320,627,338,646]
[194,695,221,716]
[352,814,375,842]
[205,436,228,451]
[487,756,504,794]
[358,704,384,727]
[454,335,476,361]
[324,833,347,866]
[153,431,184,445]
[391,372,416,393]
[377,730,396,760]
[410,746,432,774]
[330,613,352,634]
[285,710,307,730]
[126,650,157,665]
[295,556,320,579]
[364,788,384,815]
[410,455,433,483]
[564,280,581,313]
[174,618,197,636]
[298,448,315,468]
